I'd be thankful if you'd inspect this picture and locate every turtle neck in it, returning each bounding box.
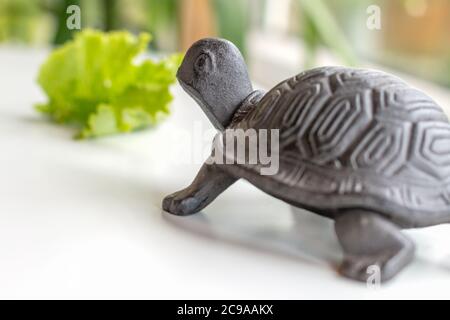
[228,90,266,128]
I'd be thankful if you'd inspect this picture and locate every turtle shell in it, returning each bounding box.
[222,67,450,227]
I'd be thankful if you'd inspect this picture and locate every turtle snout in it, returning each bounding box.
[176,68,183,83]
[176,61,192,86]
[176,66,182,80]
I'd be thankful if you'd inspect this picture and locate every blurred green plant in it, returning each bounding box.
[0,0,42,42]
[0,0,250,54]
[53,0,81,44]
[53,0,122,44]
[143,0,249,54]
[2,0,448,89]
[213,0,248,56]
[36,29,182,139]
[298,0,358,67]
[0,0,351,66]
[145,0,179,51]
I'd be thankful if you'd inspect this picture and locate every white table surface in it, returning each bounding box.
[1,46,450,299]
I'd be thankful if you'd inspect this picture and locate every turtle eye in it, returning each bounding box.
[194,53,212,73]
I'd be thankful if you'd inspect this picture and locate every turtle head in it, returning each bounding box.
[177,38,253,130]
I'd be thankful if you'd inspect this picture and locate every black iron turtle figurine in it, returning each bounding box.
[163,38,450,283]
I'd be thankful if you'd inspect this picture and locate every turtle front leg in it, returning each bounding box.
[162,163,237,216]
[335,210,415,283]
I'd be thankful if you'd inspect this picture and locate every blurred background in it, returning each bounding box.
[2,1,450,298]
[1,0,449,88]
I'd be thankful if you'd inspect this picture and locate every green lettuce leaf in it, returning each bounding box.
[36,29,182,139]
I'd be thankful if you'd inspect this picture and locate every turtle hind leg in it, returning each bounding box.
[335,210,415,283]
